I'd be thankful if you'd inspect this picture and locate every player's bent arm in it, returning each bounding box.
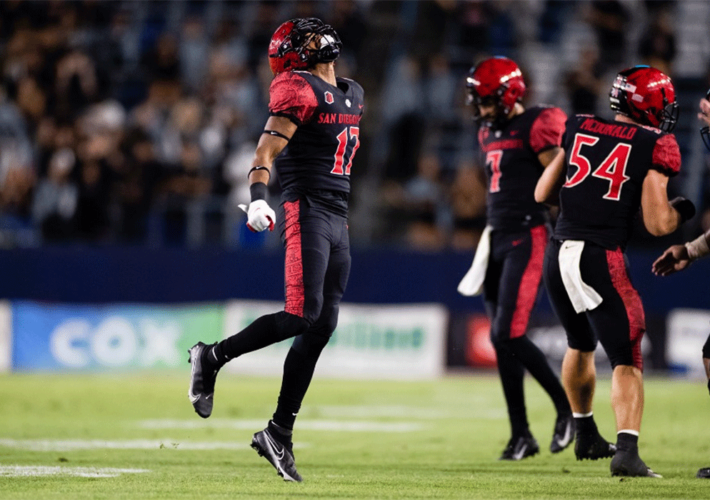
[534,148,566,204]
[249,116,298,186]
[640,169,681,236]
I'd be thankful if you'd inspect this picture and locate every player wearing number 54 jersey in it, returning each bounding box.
[186,18,363,482]
[458,57,573,462]
[536,66,695,478]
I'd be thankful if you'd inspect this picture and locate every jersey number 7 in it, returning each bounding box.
[564,133,631,201]
[331,126,360,176]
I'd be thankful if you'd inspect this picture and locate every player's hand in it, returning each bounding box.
[244,200,275,232]
[652,244,690,276]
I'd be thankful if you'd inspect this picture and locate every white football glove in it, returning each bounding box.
[239,200,275,232]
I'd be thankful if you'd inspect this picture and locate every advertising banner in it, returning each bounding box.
[224,301,447,379]
[12,301,223,371]
[667,308,710,378]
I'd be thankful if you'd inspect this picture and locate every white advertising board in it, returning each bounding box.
[667,308,710,379]
[224,301,447,379]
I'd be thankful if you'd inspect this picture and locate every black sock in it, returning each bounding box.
[507,337,571,415]
[272,347,320,432]
[495,345,530,438]
[268,420,293,449]
[202,343,225,372]
[574,415,599,436]
[217,314,281,361]
[616,432,639,452]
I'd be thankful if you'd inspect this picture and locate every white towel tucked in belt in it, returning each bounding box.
[558,240,603,313]
[457,226,492,297]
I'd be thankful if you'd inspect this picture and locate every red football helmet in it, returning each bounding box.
[466,57,526,128]
[609,66,678,132]
[268,18,342,75]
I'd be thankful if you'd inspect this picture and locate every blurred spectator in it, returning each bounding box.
[638,9,676,77]
[380,153,448,250]
[32,147,78,241]
[585,0,629,71]
[449,160,487,251]
[538,0,571,45]
[564,47,604,115]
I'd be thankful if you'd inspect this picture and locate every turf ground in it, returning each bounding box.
[1,372,709,499]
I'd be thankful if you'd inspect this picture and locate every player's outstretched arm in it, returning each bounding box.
[244,116,297,232]
[653,230,710,276]
[534,148,565,205]
[652,244,691,276]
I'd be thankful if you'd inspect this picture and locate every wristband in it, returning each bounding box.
[249,182,268,201]
[670,197,696,223]
[685,233,710,261]
[248,166,271,181]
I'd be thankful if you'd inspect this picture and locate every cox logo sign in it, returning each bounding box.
[50,316,182,368]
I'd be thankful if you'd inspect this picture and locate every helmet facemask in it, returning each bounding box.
[271,18,342,72]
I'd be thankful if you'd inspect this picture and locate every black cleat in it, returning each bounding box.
[499,435,540,461]
[610,450,662,478]
[187,342,219,418]
[550,413,575,453]
[251,427,302,482]
[575,432,616,461]
[697,467,710,478]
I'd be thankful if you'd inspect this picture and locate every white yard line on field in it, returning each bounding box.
[0,465,149,478]
[138,419,426,432]
[0,438,258,451]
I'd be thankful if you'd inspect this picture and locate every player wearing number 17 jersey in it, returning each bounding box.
[186,18,363,482]
[536,66,695,478]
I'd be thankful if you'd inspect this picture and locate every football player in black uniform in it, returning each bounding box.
[460,57,573,461]
[536,66,695,477]
[187,18,364,482]
[651,90,710,479]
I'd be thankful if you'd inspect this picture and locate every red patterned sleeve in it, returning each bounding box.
[651,134,681,177]
[269,72,318,125]
[529,107,567,153]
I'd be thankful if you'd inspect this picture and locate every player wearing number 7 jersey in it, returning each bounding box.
[186,18,363,482]
[460,57,573,461]
[536,65,695,478]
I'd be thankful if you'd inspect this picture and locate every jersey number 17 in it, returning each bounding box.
[331,126,360,176]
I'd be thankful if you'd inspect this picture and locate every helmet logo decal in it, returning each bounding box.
[325,91,334,104]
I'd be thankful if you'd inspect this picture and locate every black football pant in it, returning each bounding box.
[272,197,351,430]
[483,225,570,438]
[218,196,351,432]
[543,238,645,370]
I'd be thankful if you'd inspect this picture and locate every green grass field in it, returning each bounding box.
[1,372,709,499]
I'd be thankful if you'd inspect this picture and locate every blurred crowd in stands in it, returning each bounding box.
[0,0,707,250]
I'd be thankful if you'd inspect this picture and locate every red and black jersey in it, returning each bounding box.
[554,114,681,249]
[269,70,364,211]
[478,106,566,230]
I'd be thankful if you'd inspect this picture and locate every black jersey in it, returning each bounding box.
[269,70,364,210]
[554,114,681,249]
[478,106,566,230]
